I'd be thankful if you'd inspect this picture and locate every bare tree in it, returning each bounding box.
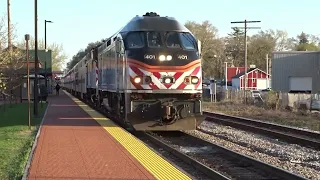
[247,30,276,70]
[185,20,226,78]
[66,41,103,70]
[0,14,21,64]
[224,27,246,67]
[16,37,68,71]
[0,14,24,94]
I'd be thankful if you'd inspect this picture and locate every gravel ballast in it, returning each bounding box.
[185,121,320,180]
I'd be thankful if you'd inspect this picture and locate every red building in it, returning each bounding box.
[231,68,271,90]
[226,67,247,83]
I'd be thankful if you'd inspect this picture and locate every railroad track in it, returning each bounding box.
[203,112,320,150]
[143,131,307,180]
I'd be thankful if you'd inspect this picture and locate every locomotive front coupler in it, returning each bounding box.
[145,100,177,123]
[136,99,177,119]
[162,101,175,120]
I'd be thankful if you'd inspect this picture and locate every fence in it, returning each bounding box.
[203,87,320,111]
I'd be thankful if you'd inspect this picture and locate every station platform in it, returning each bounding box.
[26,91,191,180]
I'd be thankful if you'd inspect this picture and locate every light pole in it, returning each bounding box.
[34,0,39,116]
[44,20,53,92]
[25,34,31,130]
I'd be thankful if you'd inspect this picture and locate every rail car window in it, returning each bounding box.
[126,32,144,48]
[179,32,196,50]
[165,32,181,48]
[147,32,162,48]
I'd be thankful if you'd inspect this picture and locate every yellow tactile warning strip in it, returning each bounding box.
[64,91,191,180]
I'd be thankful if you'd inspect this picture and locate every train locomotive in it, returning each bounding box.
[62,12,204,131]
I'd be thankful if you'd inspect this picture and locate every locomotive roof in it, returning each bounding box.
[120,12,190,33]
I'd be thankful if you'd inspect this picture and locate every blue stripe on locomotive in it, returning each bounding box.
[86,70,96,89]
[99,68,117,90]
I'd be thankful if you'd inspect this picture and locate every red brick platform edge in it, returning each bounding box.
[21,104,50,180]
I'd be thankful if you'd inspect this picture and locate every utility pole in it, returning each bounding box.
[7,0,12,52]
[231,20,261,104]
[34,0,39,116]
[44,20,53,91]
[7,0,13,105]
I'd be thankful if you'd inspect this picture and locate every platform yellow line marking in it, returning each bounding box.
[64,91,191,180]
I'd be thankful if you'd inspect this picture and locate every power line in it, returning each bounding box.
[231,20,261,104]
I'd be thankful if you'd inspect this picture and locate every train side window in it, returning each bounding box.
[147,32,162,48]
[165,32,181,48]
[179,32,196,50]
[126,32,144,48]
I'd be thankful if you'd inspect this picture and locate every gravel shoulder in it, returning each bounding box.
[186,121,320,180]
[203,102,320,132]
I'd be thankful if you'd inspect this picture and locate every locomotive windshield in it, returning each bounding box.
[178,32,197,50]
[125,31,197,50]
[126,32,144,48]
[165,32,197,50]
[165,32,181,48]
[147,32,162,47]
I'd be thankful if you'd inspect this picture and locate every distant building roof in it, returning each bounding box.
[232,68,257,78]
[226,67,247,82]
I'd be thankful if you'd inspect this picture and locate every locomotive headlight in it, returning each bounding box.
[134,76,141,84]
[191,76,199,84]
[164,77,171,84]
[159,54,172,61]
[159,55,166,61]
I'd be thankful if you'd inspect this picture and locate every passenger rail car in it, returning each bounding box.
[62,12,204,131]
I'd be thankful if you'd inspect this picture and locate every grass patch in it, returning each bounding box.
[0,102,47,180]
[203,101,320,132]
